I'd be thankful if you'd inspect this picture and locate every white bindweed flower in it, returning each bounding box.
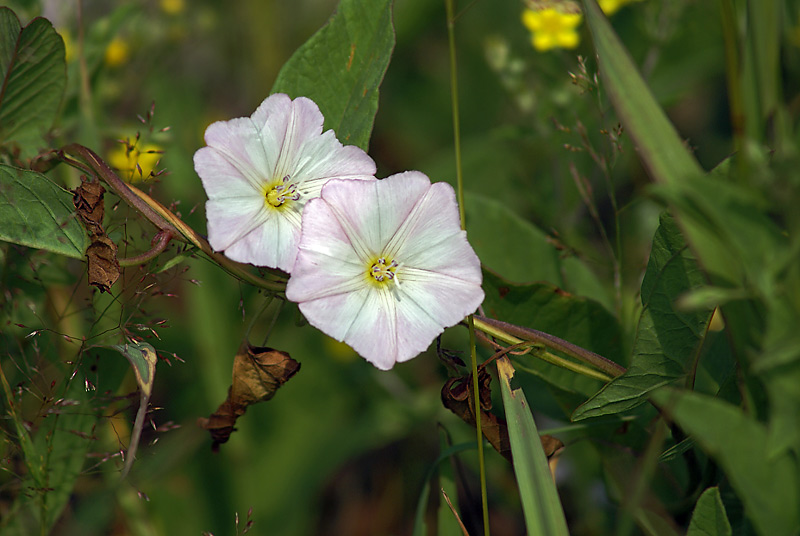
[194,93,376,271]
[286,171,484,370]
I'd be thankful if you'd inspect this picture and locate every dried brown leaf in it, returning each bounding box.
[441,366,563,463]
[74,176,121,291]
[198,343,300,451]
[73,177,105,235]
[86,235,120,292]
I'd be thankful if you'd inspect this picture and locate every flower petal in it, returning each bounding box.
[286,196,367,301]
[391,271,484,363]
[226,205,303,270]
[199,117,269,193]
[382,178,460,255]
[287,171,484,369]
[295,287,400,370]
[294,132,377,195]
[316,173,431,258]
[205,196,267,252]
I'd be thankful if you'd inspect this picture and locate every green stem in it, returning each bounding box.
[473,315,626,379]
[444,0,489,533]
[718,0,746,178]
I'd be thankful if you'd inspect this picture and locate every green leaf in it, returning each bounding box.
[573,213,712,420]
[687,487,732,536]
[111,341,157,398]
[650,173,785,288]
[271,0,394,151]
[0,164,88,258]
[653,388,799,536]
[497,357,569,536]
[580,0,704,185]
[0,8,66,157]
[465,192,610,310]
[36,377,97,530]
[481,270,622,398]
[411,441,474,536]
[110,341,158,478]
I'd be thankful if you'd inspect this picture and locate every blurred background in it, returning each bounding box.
[0,0,758,534]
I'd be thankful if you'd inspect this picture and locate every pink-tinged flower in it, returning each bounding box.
[194,93,376,272]
[286,171,484,370]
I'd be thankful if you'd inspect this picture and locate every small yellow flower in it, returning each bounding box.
[59,28,75,63]
[104,37,130,68]
[108,142,163,183]
[522,8,583,51]
[160,0,185,15]
[599,0,642,16]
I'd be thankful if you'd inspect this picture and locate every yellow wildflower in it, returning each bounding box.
[160,0,185,15]
[522,8,583,51]
[108,142,163,183]
[59,28,75,63]
[599,0,642,16]
[104,37,130,68]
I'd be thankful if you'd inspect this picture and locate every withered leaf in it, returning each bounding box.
[442,366,563,463]
[74,176,121,292]
[86,235,120,292]
[198,343,300,451]
[73,177,105,236]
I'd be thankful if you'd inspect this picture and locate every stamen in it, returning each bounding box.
[368,256,399,284]
[266,176,300,208]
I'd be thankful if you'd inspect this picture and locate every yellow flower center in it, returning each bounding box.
[367,257,399,285]
[264,175,299,209]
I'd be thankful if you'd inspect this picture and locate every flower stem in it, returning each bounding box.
[444,0,490,533]
[58,144,287,292]
[118,230,173,267]
[473,315,626,380]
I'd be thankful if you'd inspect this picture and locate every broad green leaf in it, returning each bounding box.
[0,8,66,157]
[761,366,800,459]
[0,164,88,258]
[580,0,703,186]
[653,388,799,536]
[271,0,394,151]
[687,487,732,536]
[497,357,569,536]
[481,270,622,399]
[573,213,712,420]
[651,174,785,289]
[465,192,610,310]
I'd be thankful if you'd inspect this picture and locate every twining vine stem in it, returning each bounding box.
[57,144,287,292]
[472,315,626,381]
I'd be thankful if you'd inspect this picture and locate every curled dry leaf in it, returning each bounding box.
[73,178,105,235]
[73,176,121,291]
[441,365,563,463]
[198,343,301,451]
[86,236,121,292]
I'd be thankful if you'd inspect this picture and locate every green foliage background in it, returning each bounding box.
[1,0,799,535]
